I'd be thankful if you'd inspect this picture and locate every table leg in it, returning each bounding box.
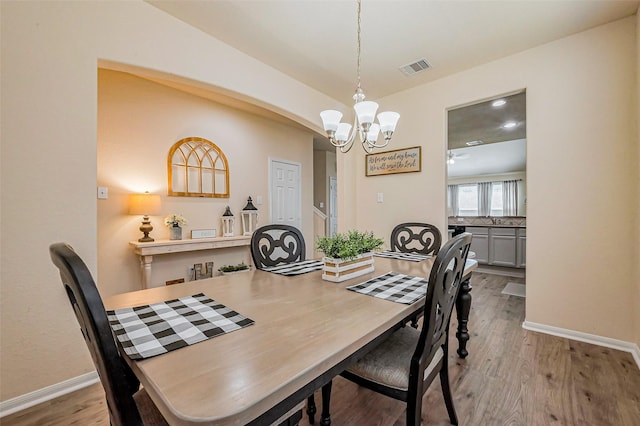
[320,380,332,426]
[306,395,316,424]
[455,273,473,358]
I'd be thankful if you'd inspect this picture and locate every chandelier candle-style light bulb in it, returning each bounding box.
[319,0,399,153]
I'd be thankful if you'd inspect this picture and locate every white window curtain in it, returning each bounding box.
[477,182,492,217]
[448,184,459,216]
[503,180,518,216]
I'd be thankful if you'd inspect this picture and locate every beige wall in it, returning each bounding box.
[344,17,638,341]
[1,0,638,406]
[0,1,337,401]
[98,70,314,294]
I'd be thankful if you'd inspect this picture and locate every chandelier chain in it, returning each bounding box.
[356,0,362,92]
[319,0,399,153]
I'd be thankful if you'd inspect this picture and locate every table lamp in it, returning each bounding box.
[129,192,161,242]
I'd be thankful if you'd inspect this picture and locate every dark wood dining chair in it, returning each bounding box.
[391,222,442,327]
[250,224,306,269]
[390,222,442,256]
[340,232,472,426]
[49,243,167,426]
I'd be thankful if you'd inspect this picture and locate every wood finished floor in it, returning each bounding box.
[3,273,639,426]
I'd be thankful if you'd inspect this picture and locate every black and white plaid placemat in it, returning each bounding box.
[263,259,324,276]
[373,250,431,262]
[346,272,428,304]
[107,293,254,360]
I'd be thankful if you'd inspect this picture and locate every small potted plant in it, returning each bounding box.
[316,230,383,282]
[218,262,250,275]
[164,214,187,240]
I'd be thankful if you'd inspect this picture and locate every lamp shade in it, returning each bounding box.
[320,110,343,132]
[366,123,380,142]
[129,193,161,216]
[377,111,400,132]
[335,123,352,142]
[354,101,378,125]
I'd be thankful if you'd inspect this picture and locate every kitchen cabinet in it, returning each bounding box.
[464,226,525,268]
[467,227,489,264]
[517,228,526,267]
[489,228,517,267]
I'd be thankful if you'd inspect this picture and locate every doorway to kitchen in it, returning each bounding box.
[446,91,527,286]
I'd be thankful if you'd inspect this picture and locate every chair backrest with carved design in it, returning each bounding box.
[410,232,471,385]
[250,224,306,269]
[390,222,442,256]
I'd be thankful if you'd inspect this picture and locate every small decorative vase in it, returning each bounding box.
[170,225,182,240]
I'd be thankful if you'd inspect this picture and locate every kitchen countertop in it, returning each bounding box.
[448,223,526,228]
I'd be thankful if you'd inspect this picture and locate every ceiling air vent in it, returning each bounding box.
[399,59,431,76]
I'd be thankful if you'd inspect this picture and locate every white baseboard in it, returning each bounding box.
[0,371,99,418]
[522,321,640,370]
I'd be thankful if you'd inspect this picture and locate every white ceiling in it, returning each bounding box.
[447,139,526,178]
[144,1,636,166]
[148,0,638,105]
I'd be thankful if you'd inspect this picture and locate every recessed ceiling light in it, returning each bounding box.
[503,121,517,129]
[465,140,483,146]
[492,99,506,107]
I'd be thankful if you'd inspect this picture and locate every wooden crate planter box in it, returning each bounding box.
[322,252,374,283]
[220,267,251,276]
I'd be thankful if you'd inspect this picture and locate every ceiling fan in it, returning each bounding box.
[447,151,470,165]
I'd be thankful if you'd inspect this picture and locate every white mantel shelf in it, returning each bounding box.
[130,236,252,288]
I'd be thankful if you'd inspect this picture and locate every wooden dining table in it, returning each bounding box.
[104,255,476,425]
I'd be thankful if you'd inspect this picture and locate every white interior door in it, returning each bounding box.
[270,159,301,229]
[329,176,338,237]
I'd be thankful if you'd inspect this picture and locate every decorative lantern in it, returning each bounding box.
[241,197,259,236]
[221,206,235,237]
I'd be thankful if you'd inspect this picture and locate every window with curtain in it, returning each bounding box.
[457,184,478,216]
[448,180,520,217]
[491,182,503,216]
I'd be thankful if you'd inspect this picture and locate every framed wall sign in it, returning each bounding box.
[365,146,422,177]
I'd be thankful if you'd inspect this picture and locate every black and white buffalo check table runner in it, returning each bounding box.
[346,272,428,305]
[263,259,324,276]
[107,293,254,360]
[373,250,431,262]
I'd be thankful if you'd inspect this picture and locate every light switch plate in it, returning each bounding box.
[377,192,383,203]
[97,187,108,199]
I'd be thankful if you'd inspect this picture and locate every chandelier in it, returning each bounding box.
[320,0,400,153]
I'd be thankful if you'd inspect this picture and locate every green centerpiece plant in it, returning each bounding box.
[316,230,383,282]
[316,230,384,260]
